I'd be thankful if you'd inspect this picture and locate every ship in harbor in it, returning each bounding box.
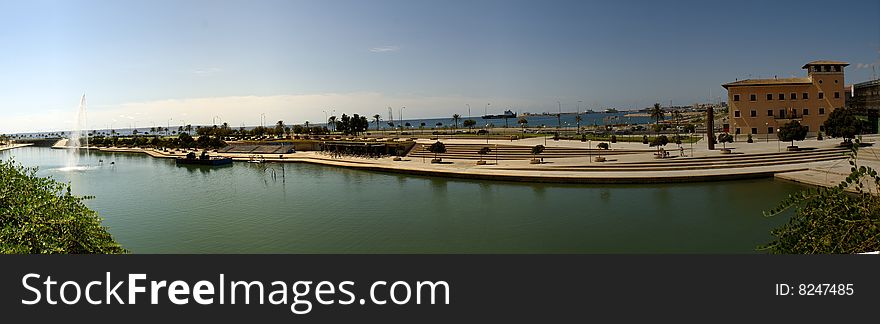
[481,110,517,119]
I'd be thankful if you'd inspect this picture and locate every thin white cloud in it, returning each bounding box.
[369,45,400,53]
[192,67,222,75]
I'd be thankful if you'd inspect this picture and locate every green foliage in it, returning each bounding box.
[463,119,477,129]
[649,103,664,126]
[0,159,125,254]
[428,141,447,158]
[649,135,669,148]
[823,108,866,143]
[531,145,545,157]
[747,133,753,143]
[717,133,733,143]
[777,120,808,145]
[642,135,648,144]
[597,142,609,150]
[610,135,617,143]
[762,140,880,254]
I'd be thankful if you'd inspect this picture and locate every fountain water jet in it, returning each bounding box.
[64,94,90,171]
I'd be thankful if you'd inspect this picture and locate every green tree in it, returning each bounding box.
[463,119,476,130]
[717,133,734,149]
[531,144,545,160]
[373,114,382,132]
[517,117,529,135]
[428,141,446,162]
[649,103,665,133]
[452,114,461,130]
[275,120,285,136]
[762,141,880,253]
[478,146,491,163]
[823,108,867,144]
[649,135,669,153]
[777,120,808,148]
[1,159,125,253]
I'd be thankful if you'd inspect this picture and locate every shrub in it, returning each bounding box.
[0,159,125,253]
[611,135,617,143]
[597,142,609,150]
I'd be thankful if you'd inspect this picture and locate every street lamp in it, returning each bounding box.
[400,106,406,131]
[485,123,490,144]
[765,122,769,143]
[557,101,562,130]
[777,129,781,152]
[466,104,471,119]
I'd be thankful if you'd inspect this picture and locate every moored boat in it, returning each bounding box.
[176,151,233,166]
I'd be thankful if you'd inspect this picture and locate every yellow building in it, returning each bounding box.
[722,60,848,136]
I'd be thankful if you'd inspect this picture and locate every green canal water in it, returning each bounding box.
[2,147,802,253]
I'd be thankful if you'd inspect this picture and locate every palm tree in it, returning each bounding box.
[328,116,337,132]
[452,114,461,130]
[518,117,529,135]
[373,114,381,132]
[185,124,192,135]
[304,121,310,134]
[650,103,665,135]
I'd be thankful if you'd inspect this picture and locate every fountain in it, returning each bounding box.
[63,94,90,171]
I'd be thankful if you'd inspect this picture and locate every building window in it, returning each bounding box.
[819,107,825,115]
[805,125,810,132]
[834,79,839,83]
[767,109,773,117]
[751,128,757,134]
[813,66,820,72]
[778,93,785,100]
[834,92,840,99]
[733,94,740,102]
[819,92,824,99]
[824,66,830,72]
[802,93,808,99]
[750,110,756,117]
[750,94,756,101]
[819,80,823,84]
[790,93,797,100]
[779,109,785,118]
[803,108,809,116]
[766,93,773,100]
[834,66,841,72]
[735,128,741,134]
[734,110,740,118]
[768,127,774,134]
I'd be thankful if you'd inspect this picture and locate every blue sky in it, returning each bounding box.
[1,0,878,133]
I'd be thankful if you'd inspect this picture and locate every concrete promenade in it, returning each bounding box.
[0,143,32,152]
[48,134,878,187]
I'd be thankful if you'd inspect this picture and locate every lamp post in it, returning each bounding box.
[765,122,769,143]
[777,129,781,152]
[557,101,562,130]
[485,123,490,144]
[167,118,172,136]
[485,103,490,117]
[466,104,471,119]
[400,106,406,131]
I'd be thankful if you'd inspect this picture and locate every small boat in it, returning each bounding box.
[176,151,233,166]
[481,110,517,119]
